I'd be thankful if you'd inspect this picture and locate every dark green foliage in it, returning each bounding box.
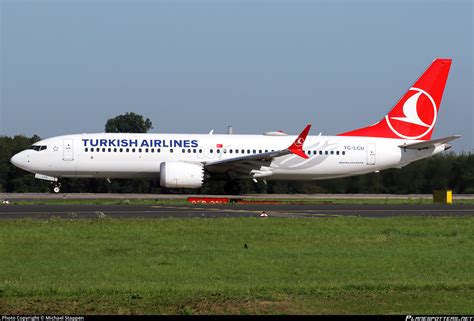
[0,135,49,192]
[104,112,153,133]
[1,134,473,194]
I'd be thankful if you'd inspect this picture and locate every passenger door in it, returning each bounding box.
[367,143,376,165]
[63,139,74,161]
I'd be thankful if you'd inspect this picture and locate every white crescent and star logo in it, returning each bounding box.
[385,87,437,139]
[295,137,305,147]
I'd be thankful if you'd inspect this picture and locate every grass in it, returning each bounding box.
[0,217,473,314]
[7,197,474,206]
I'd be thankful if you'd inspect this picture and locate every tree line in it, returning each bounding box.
[1,112,473,194]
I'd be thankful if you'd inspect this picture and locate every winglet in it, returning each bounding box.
[288,124,311,159]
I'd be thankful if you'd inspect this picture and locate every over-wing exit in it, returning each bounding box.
[11,59,459,194]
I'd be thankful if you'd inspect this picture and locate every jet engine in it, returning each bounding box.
[159,162,205,188]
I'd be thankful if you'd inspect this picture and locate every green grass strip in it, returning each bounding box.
[0,217,473,314]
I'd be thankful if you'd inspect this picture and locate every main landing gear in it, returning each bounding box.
[50,181,62,193]
[224,180,241,195]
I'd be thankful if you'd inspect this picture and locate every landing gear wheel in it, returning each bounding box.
[50,182,62,193]
[224,180,241,195]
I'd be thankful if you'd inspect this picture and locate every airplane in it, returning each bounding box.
[10,58,460,194]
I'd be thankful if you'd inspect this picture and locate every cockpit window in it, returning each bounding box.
[28,145,47,151]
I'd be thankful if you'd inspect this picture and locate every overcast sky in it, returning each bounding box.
[1,0,472,151]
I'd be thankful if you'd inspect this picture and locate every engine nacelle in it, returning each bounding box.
[160,162,205,188]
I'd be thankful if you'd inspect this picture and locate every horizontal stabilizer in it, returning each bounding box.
[399,135,461,150]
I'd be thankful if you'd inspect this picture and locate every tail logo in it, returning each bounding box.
[385,87,437,140]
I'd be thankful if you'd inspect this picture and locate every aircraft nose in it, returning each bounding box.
[10,151,30,171]
[10,153,21,167]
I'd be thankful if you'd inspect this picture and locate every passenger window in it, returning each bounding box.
[132,148,136,153]
[330,151,334,155]
[199,149,202,153]
[91,148,95,152]
[157,148,161,153]
[102,148,105,152]
[229,149,233,154]
[85,148,88,152]
[151,148,154,153]
[210,149,214,153]
[170,149,173,153]
[108,148,111,152]
[319,151,323,155]
[336,151,340,155]
[325,151,328,155]
[114,148,117,152]
[126,148,129,152]
[217,149,220,154]
[193,149,196,153]
[119,148,123,152]
[182,149,185,153]
[259,150,262,153]
[342,151,346,155]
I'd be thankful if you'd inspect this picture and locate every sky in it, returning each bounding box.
[1,0,473,152]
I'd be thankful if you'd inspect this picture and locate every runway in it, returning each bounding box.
[1,203,474,219]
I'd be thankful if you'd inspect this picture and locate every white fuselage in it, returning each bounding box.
[11,133,447,181]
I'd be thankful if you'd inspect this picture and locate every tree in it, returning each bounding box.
[105,112,153,133]
[0,134,48,192]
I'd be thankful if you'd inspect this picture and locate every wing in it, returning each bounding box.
[204,124,311,179]
[399,135,461,150]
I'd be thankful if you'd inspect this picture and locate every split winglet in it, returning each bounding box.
[288,124,311,159]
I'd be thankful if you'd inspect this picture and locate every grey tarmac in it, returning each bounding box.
[1,203,474,219]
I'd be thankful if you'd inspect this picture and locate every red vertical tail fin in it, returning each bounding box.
[338,58,452,140]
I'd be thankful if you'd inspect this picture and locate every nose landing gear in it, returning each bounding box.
[50,182,62,193]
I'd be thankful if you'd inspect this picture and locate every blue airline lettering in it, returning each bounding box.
[82,138,199,148]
